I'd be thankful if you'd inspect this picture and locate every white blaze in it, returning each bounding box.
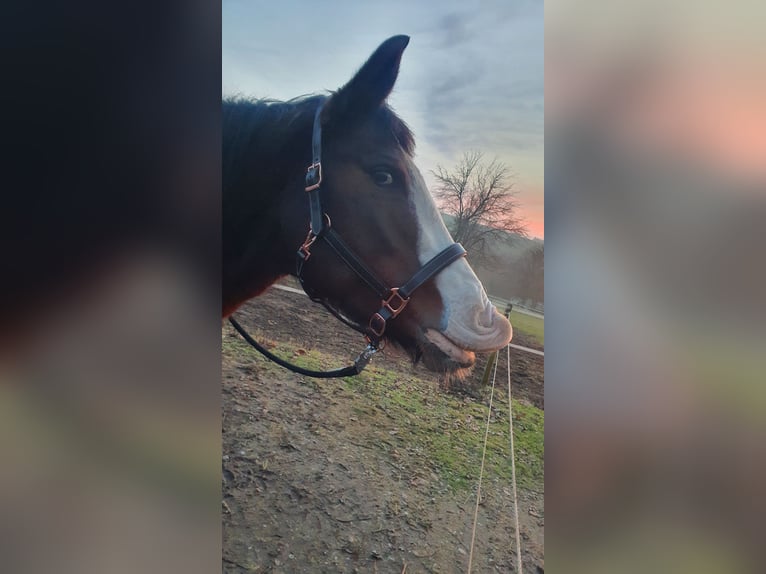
[406,159,512,351]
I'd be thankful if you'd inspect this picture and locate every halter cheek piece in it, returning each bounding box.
[230,101,466,378]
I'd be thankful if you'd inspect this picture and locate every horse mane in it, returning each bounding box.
[222,93,415,196]
[222,94,325,195]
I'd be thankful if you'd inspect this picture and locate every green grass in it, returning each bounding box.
[509,309,544,346]
[224,327,544,493]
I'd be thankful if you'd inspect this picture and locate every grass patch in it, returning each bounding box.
[509,309,544,346]
[354,366,544,492]
[224,326,544,494]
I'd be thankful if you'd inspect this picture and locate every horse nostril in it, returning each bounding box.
[478,303,495,328]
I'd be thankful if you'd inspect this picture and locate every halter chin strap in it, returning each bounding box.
[232,100,466,378]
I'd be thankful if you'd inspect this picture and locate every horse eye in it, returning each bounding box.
[372,170,394,186]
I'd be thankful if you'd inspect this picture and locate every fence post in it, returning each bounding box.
[479,305,512,387]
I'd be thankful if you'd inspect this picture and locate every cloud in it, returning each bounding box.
[392,0,543,165]
[433,11,475,48]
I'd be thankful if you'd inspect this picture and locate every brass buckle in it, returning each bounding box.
[382,288,409,318]
[297,215,330,261]
[368,313,386,338]
[305,162,322,192]
[298,229,317,260]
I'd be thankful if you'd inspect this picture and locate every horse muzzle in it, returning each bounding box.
[440,301,513,353]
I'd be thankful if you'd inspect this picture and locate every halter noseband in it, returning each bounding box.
[230,100,466,378]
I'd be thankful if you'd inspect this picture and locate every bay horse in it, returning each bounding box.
[222,35,512,374]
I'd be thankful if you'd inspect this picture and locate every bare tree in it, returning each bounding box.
[431,151,527,264]
[516,243,544,304]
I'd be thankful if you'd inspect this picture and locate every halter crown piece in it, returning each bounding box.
[230,100,467,378]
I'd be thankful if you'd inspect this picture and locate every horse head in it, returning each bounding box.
[223,36,512,374]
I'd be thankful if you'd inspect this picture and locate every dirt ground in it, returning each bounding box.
[222,282,544,573]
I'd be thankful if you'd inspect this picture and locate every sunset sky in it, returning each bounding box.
[222,0,544,239]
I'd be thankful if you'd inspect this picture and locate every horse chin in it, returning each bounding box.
[418,329,476,376]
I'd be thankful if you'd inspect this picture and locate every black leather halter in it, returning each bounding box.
[230,100,466,378]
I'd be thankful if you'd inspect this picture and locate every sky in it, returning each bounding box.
[222,0,544,238]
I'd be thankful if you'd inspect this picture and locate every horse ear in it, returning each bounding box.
[323,35,410,124]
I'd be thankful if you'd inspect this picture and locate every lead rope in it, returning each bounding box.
[467,344,523,573]
[506,344,523,574]
[467,349,499,573]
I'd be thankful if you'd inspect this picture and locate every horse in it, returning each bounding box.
[222,35,512,374]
